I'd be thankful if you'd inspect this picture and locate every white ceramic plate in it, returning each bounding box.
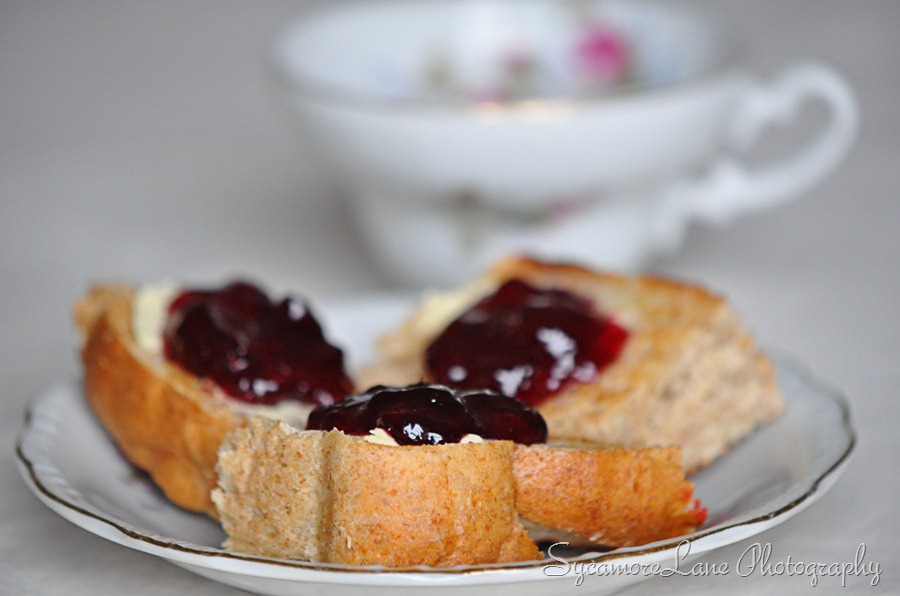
[16,295,854,596]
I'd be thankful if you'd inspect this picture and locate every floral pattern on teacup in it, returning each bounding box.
[417,8,634,101]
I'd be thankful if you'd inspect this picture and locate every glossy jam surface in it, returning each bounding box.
[163,281,352,406]
[306,384,548,446]
[426,279,628,406]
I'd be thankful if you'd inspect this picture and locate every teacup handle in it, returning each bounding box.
[472,64,859,269]
[672,62,858,225]
[490,62,858,272]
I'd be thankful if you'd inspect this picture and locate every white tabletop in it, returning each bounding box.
[2,1,897,594]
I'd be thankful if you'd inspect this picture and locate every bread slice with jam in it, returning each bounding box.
[358,255,784,472]
[212,384,706,566]
[213,419,705,566]
[74,281,351,516]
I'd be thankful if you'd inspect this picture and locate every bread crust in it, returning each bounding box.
[77,284,244,516]
[213,419,540,567]
[514,443,705,547]
[358,255,784,471]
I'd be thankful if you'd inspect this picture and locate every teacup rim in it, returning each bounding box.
[269,0,743,113]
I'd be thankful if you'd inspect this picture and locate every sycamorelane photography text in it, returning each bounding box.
[544,540,882,588]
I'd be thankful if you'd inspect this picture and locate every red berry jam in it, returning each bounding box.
[306,384,548,446]
[425,279,628,406]
[163,281,352,406]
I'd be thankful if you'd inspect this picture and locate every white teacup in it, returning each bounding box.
[272,0,858,286]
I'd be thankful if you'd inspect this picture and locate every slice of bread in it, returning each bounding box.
[212,418,540,567]
[358,256,784,471]
[212,419,705,564]
[76,284,245,516]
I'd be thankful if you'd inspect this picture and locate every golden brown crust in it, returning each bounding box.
[358,255,784,471]
[513,443,705,547]
[213,419,540,567]
[77,284,243,516]
[213,421,706,562]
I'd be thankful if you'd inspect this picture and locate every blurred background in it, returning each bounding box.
[2,1,898,594]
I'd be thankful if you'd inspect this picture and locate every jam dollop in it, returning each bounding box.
[306,384,548,446]
[425,279,628,406]
[163,281,352,406]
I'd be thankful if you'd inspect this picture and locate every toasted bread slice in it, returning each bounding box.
[358,256,784,471]
[212,418,540,567]
[76,284,245,516]
[212,420,705,564]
